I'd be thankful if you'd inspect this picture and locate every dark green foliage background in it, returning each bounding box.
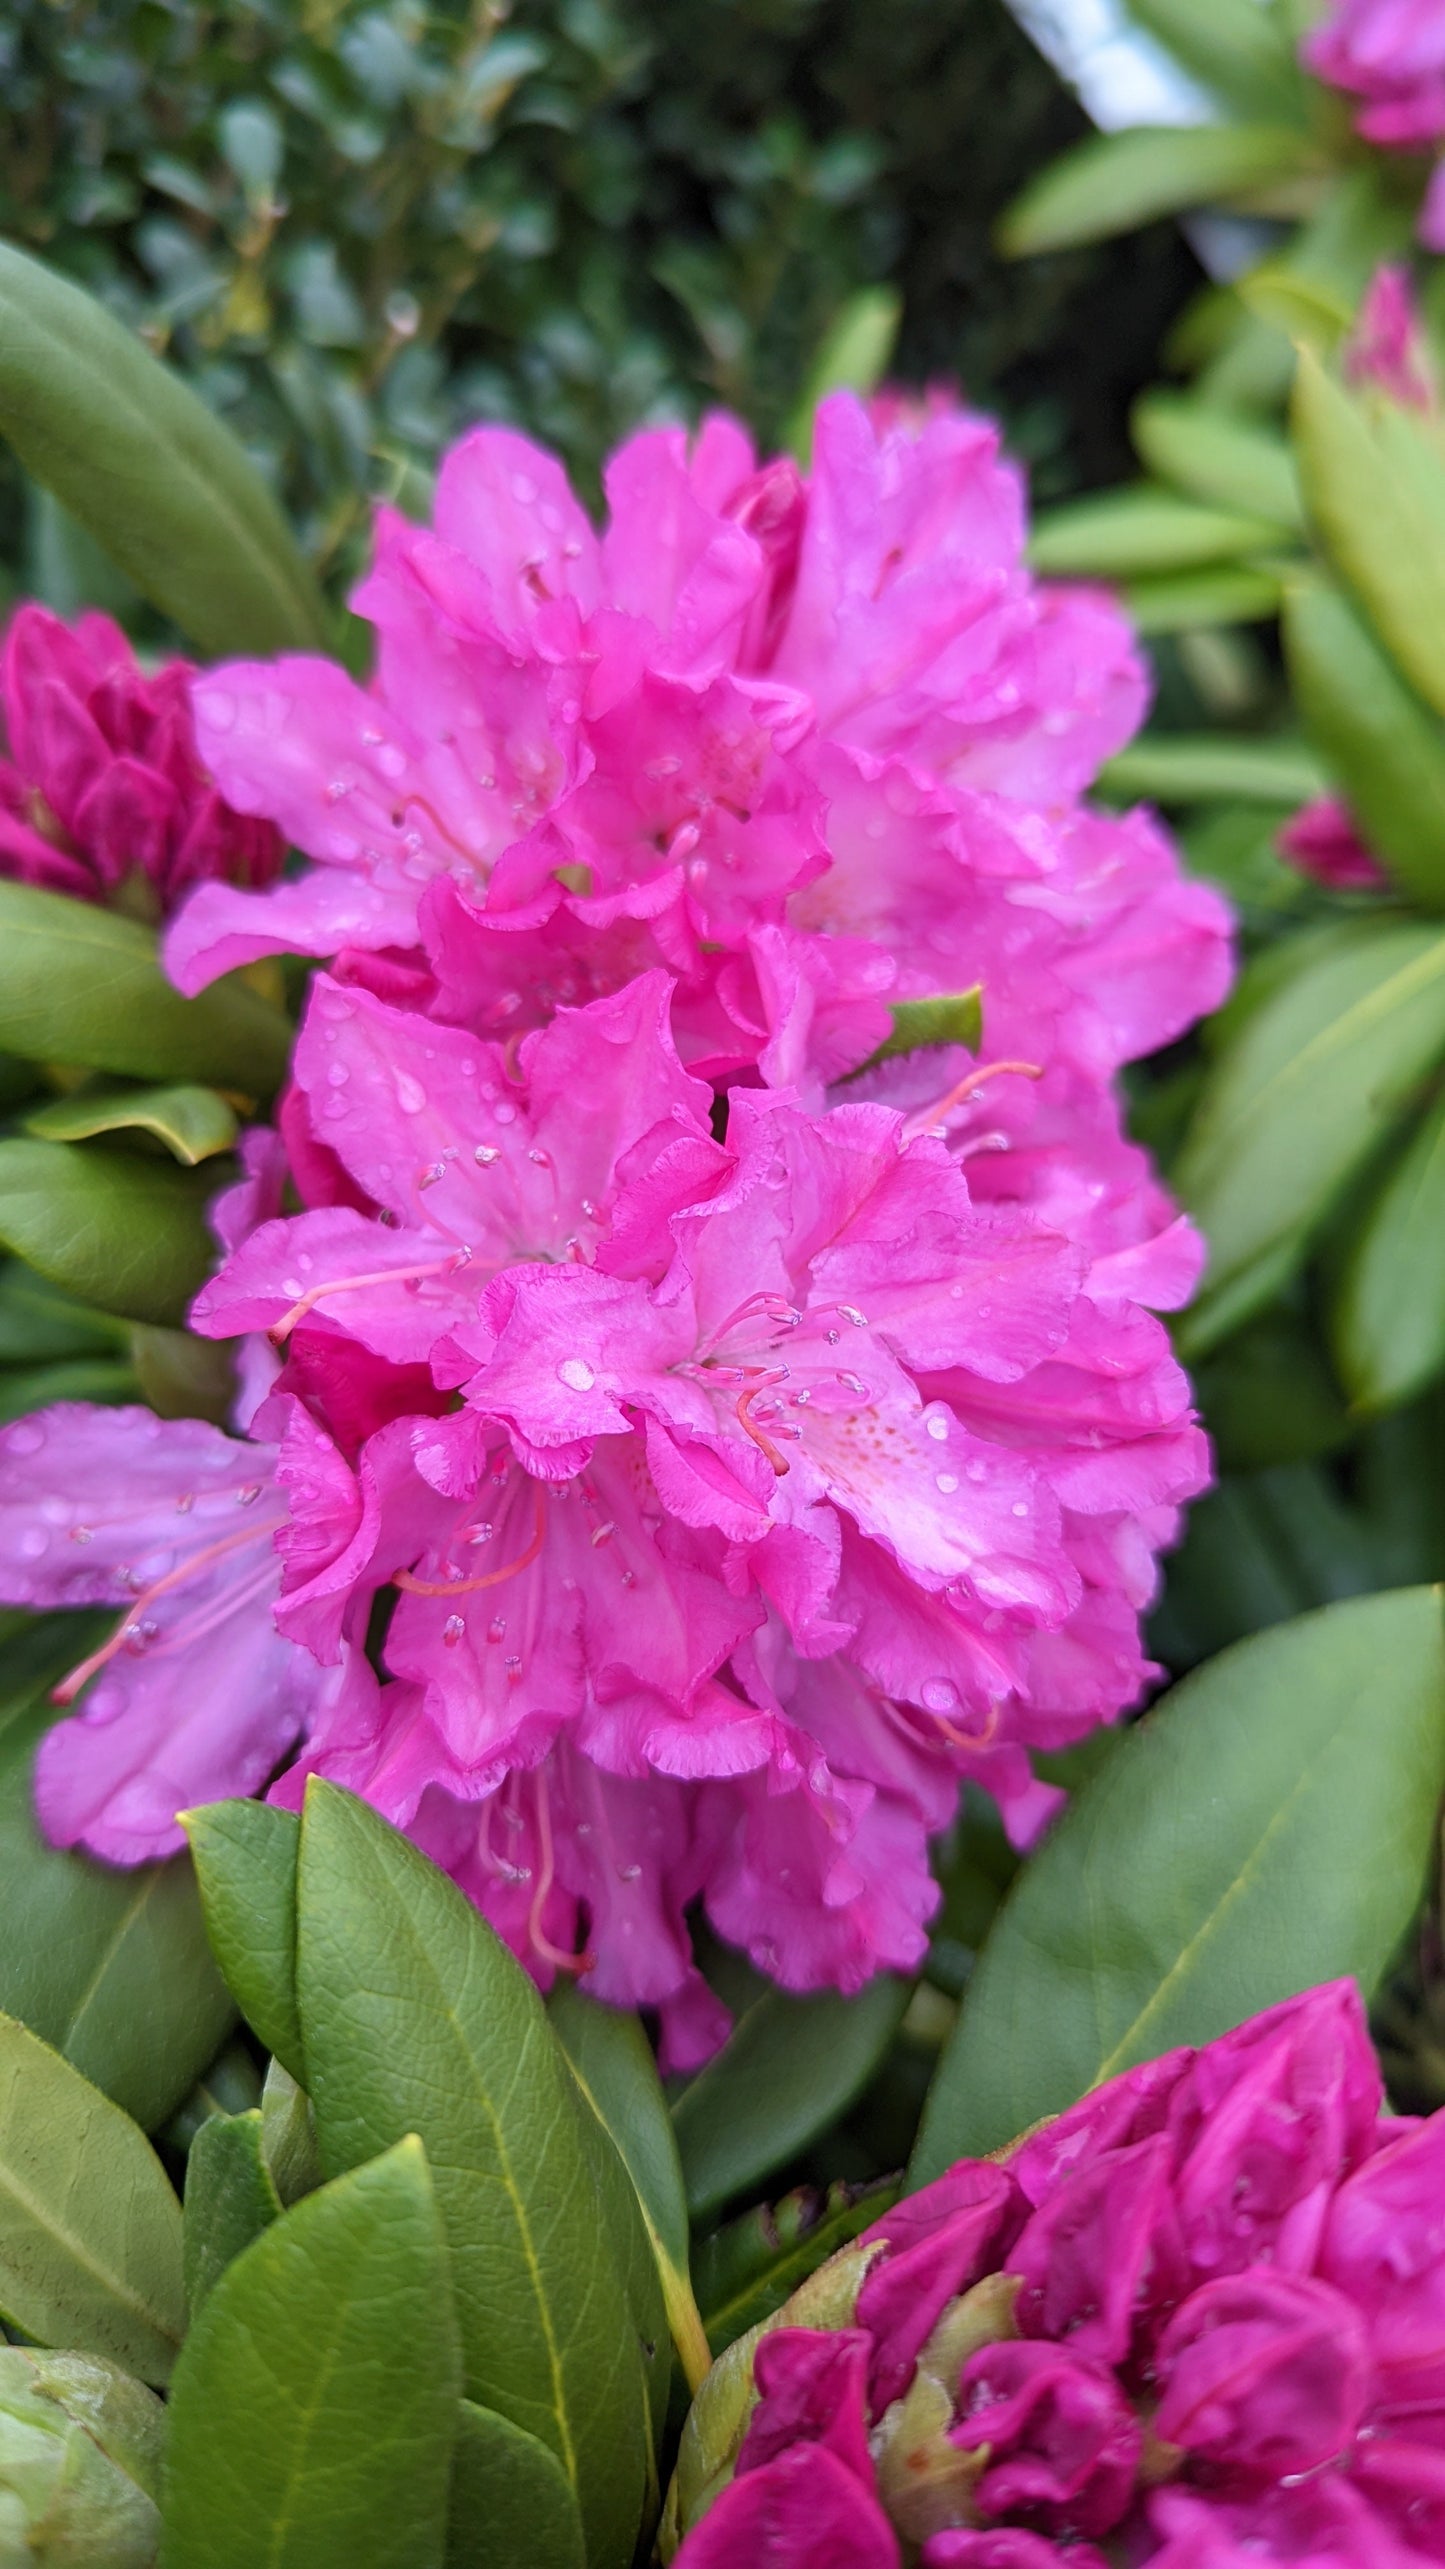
[0,0,1197,596]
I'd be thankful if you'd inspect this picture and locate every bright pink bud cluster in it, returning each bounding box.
[0,606,282,914]
[0,396,1231,2056]
[1306,1,1445,248]
[674,1984,1445,2567]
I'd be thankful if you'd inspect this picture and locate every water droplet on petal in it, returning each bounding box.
[395,1071,427,1114]
[443,1613,466,1647]
[921,1678,958,1715]
[5,1421,44,1456]
[474,1144,499,1165]
[936,1471,959,1494]
[925,1412,949,1442]
[559,1358,595,1392]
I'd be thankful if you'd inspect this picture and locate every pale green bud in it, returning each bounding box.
[0,2347,163,2566]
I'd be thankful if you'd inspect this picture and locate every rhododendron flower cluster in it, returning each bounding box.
[670,1983,1445,2567]
[1306,1,1445,250]
[0,605,282,914]
[0,393,1231,2060]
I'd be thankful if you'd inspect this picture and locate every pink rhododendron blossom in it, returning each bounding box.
[0,606,281,913]
[0,1405,355,1864]
[166,393,1228,1103]
[673,1984,1445,2566]
[1278,796,1388,892]
[1306,3,1445,246]
[1,390,1230,2041]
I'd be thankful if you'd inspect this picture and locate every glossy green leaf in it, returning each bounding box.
[184,1800,303,2081]
[0,881,289,1089]
[1029,486,1281,579]
[1175,919,1445,1294]
[1102,732,1324,807]
[295,1781,649,2568]
[0,1704,234,2131]
[0,2012,185,2382]
[0,1139,216,1325]
[1283,574,1445,911]
[550,1983,708,2394]
[0,240,330,656]
[695,2179,896,2357]
[912,1587,1445,2178]
[1334,1088,1445,1412]
[999,123,1317,256]
[1131,393,1302,528]
[1238,261,1353,350]
[159,2139,459,2569]
[446,2400,584,2569]
[673,1975,910,2223]
[1294,348,1445,723]
[0,1264,130,1362]
[554,2061,669,2508]
[160,2036,262,2157]
[25,1084,239,1166]
[1124,564,1283,633]
[1124,0,1306,121]
[128,1323,234,1426]
[785,286,902,464]
[182,2108,280,2315]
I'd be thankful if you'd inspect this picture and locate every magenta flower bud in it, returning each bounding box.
[1321,2113,1445,2418]
[736,2328,875,2487]
[1345,266,1438,410]
[0,604,282,915]
[1165,1981,1383,2279]
[858,2164,1023,2414]
[1006,2048,1193,2207]
[950,2339,1140,2539]
[923,2533,1109,2567]
[1278,798,1388,893]
[675,2443,900,2568]
[1306,1,1445,151]
[1152,2271,1371,2479]
[1008,2134,1185,2369]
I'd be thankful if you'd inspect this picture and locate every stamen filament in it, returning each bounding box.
[53,1517,286,1703]
[271,1252,469,1344]
[394,1487,546,1596]
[904,1056,1043,1143]
[736,1382,791,1476]
[529,1766,594,1977]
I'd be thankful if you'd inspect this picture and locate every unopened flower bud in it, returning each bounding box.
[0,2347,163,2565]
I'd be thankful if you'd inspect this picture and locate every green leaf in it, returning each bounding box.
[695,2179,897,2357]
[1131,393,1303,529]
[1283,574,1445,911]
[1029,486,1282,579]
[295,1782,649,2569]
[1124,564,1284,633]
[1333,1087,1445,1412]
[184,1800,303,2082]
[259,2060,323,2209]
[912,1587,1445,2179]
[182,2109,280,2315]
[672,1976,910,2223]
[0,881,289,1092]
[0,1356,137,1422]
[446,2401,584,2569]
[850,987,983,1080]
[1294,348,1445,724]
[25,1084,239,1166]
[1124,0,1306,121]
[159,2138,459,2569]
[0,1139,216,1325]
[1102,732,1325,807]
[785,286,902,464]
[0,1704,235,2131]
[1238,261,1354,350]
[1175,919,1445,1294]
[999,124,1317,257]
[549,1984,709,2395]
[0,240,330,656]
[0,2011,185,2382]
[0,1264,131,1361]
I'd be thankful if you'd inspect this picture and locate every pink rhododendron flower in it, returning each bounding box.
[673,1983,1445,2567]
[1278,796,1388,892]
[0,606,281,913]
[0,1405,356,1864]
[0,389,1231,2045]
[166,394,1228,1103]
[1306,3,1445,248]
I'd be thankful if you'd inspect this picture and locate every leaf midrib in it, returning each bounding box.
[1083,1693,1366,2089]
[0,2120,179,2345]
